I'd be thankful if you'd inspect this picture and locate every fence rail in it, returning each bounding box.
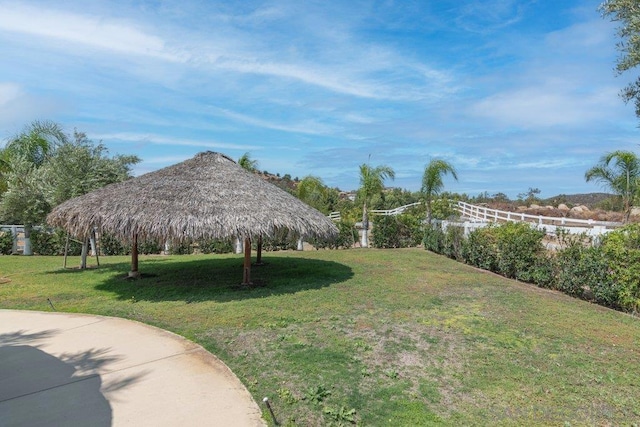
[371,202,422,216]
[455,201,621,229]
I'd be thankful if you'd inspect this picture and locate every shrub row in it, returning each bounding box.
[425,222,640,314]
[371,215,423,249]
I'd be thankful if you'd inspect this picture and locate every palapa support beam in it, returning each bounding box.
[242,237,252,285]
[255,235,264,266]
[129,233,140,278]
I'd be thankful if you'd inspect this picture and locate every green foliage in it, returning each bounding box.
[168,240,195,255]
[303,385,331,404]
[442,225,465,261]
[323,405,356,425]
[30,228,82,256]
[43,131,139,206]
[0,231,13,255]
[100,233,131,256]
[310,219,357,249]
[462,226,499,272]
[493,222,546,281]
[421,158,458,224]
[258,231,298,252]
[585,150,640,222]
[430,196,457,221]
[554,243,614,303]
[197,238,233,254]
[372,214,422,249]
[600,0,640,117]
[0,157,51,225]
[600,224,640,312]
[423,224,444,253]
[138,239,163,255]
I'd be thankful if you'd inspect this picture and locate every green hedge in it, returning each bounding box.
[372,215,422,249]
[425,221,640,314]
[30,228,82,256]
[310,219,358,250]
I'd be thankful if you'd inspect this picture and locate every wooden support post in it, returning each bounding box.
[129,233,140,278]
[63,233,70,268]
[80,238,88,269]
[242,237,252,285]
[256,235,263,265]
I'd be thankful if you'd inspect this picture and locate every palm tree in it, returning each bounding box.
[1,120,67,255]
[585,150,640,223]
[421,159,458,224]
[297,175,328,213]
[357,162,395,248]
[238,152,259,172]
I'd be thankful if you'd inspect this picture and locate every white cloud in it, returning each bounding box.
[0,3,184,61]
[470,85,621,128]
[210,107,339,136]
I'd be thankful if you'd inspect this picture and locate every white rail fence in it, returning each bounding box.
[371,202,422,216]
[454,201,622,238]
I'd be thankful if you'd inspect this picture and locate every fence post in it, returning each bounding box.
[11,226,18,254]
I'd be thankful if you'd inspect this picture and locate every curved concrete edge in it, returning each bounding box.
[0,309,266,427]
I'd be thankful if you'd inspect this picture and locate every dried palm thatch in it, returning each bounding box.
[47,151,338,283]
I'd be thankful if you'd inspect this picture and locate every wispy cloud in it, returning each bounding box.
[0,3,184,62]
[94,133,260,151]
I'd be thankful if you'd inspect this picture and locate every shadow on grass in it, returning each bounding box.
[52,255,354,303]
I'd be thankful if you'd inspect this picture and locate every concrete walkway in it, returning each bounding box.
[0,310,265,426]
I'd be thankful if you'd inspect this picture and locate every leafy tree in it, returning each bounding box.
[600,0,640,117]
[238,152,259,172]
[517,187,541,205]
[43,131,139,206]
[357,161,395,247]
[421,159,458,224]
[585,150,640,222]
[0,121,68,254]
[0,121,139,255]
[297,175,329,213]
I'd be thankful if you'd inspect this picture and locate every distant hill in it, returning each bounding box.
[541,193,615,209]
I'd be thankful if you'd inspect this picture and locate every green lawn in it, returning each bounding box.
[1,249,639,426]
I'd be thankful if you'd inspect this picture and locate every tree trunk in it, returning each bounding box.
[129,233,140,278]
[361,203,369,248]
[297,237,304,251]
[426,199,432,225]
[242,237,252,285]
[235,237,243,254]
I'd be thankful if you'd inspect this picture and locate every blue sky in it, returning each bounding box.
[0,0,638,198]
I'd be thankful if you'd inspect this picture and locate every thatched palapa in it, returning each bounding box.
[47,151,338,283]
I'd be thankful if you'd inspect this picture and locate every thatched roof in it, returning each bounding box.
[47,151,338,242]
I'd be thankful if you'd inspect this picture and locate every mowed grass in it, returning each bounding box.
[1,249,639,426]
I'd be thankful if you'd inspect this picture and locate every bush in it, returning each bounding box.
[138,239,163,255]
[442,225,465,261]
[493,222,545,281]
[198,238,234,254]
[372,215,422,249]
[30,228,82,256]
[311,219,357,250]
[100,233,131,255]
[258,231,298,252]
[0,231,13,255]
[462,226,499,272]
[600,224,640,312]
[554,243,614,304]
[423,224,444,253]
[168,239,195,255]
